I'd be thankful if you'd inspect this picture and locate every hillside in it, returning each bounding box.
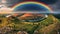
[0,15,59,34]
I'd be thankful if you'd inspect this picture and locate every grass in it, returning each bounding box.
[0,15,59,34]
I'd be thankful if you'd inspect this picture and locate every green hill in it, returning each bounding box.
[0,15,59,34]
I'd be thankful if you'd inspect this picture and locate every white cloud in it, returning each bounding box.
[0,5,13,14]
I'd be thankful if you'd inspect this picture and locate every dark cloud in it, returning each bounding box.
[6,0,57,7]
[35,0,57,4]
[0,0,2,3]
[6,0,24,7]
[56,0,60,10]
[49,0,60,11]
[5,0,60,11]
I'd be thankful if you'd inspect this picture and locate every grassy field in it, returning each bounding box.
[0,15,59,34]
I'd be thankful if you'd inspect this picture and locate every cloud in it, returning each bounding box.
[0,6,13,14]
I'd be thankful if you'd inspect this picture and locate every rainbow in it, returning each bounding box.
[12,2,52,12]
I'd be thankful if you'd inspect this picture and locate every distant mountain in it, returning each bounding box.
[7,13,47,22]
[18,13,47,22]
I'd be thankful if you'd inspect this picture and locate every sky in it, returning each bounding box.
[0,0,59,10]
[0,0,60,14]
[5,0,60,11]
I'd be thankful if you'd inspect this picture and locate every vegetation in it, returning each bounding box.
[0,15,59,34]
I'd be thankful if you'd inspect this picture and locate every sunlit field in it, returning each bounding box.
[0,14,59,34]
